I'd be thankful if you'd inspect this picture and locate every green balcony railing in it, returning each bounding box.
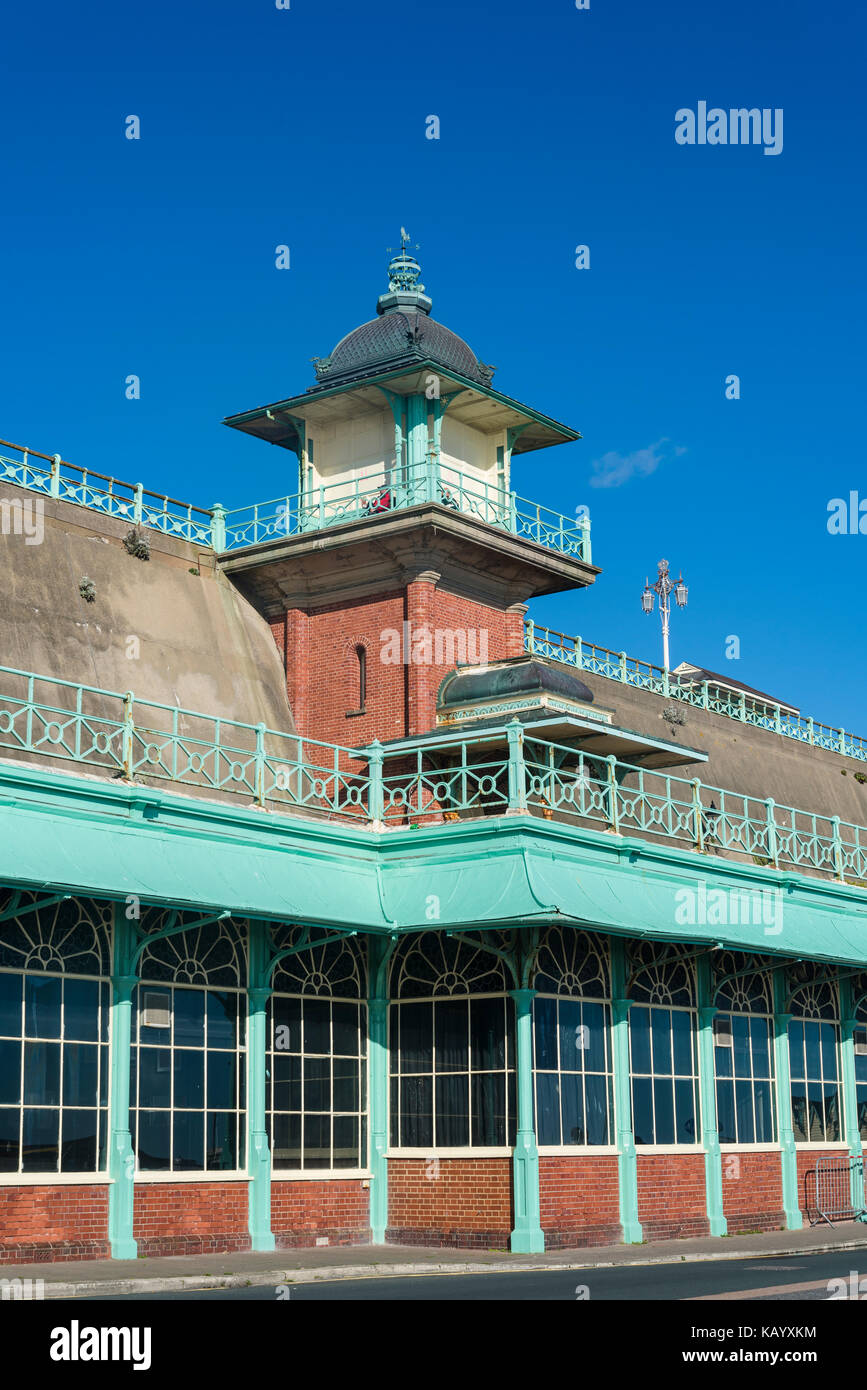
[526,621,867,767]
[0,664,866,889]
[220,458,591,561]
[0,438,591,564]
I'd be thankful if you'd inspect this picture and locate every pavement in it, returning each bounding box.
[7,1219,867,1299]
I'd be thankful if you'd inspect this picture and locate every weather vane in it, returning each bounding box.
[386,227,420,255]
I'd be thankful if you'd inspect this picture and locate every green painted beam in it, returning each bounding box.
[610,938,643,1243]
[509,987,544,1253]
[696,955,727,1236]
[368,937,396,1243]
[108,904,138,1259]
[247,920,276,1251]
[772,969,803,1230]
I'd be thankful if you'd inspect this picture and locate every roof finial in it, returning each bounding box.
[378,231,431,317]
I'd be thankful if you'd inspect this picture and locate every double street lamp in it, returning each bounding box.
[641,558,688,671]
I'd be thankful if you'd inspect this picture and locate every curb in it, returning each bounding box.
[38,1235,867,1299]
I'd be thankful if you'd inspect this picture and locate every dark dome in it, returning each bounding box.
[314,312,490,388]
[310,246,495,390]
[438,658,595,710]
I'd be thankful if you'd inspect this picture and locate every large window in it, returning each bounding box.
[788,976,841,1143]
[0,896,111,1175]
[389,933,515,1148]
[266,928,367,1171]
[628,943,699,1146]
[532,928,613,1147]
[713,953,776,1145]
[130,915,246,1172]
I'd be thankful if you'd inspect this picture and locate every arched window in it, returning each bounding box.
[787,969,841,1144]
[713,952,775,1145]
[628,942,699,1147]
[347,645,366,716]
[0,893,111,1176]
[131,912,247,1174]
[266,926,367,1172]
[389,932,515,1149]
[531,928,613,1147]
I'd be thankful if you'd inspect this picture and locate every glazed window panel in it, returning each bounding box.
[130,984,246,1172]
[266,997,367,1171]
[788,1018,841,1143]
[714,1013,776,1144]
[389,996,516,1148]
[0,969,110,1175]
[629,1005,699,1146]
[533,996,613,1146]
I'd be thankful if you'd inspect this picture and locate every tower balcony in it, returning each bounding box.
[218,457,591,564]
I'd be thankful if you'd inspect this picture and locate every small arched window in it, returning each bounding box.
[347,644,366,717]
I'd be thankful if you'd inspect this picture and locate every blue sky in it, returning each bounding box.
[2,0,865,732]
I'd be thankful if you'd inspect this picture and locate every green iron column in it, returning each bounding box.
[368,936,393,1244]
[838,976,866,1218]
[696,955,727,1236]
[247,920,276,1251]
[610,938,643,1243]
[108,904,138,1259]
[509,987,545,1253]
[405,394,430,494]
[772,969,803,1229]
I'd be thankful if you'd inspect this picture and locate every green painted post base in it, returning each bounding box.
[108,1133,137,1260]
[617,1139,644,1244]
[248,1132,276,1253]
[510,1133,545,1253]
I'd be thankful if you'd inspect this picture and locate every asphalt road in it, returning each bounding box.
[81,1249,867,1300]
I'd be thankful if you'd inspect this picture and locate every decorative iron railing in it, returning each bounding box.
[376,732,867,886]
[0,663,865,888]
[0,438,216,546]
[526,621,867,767]
[214,459,591,561]
[0,665,370,820]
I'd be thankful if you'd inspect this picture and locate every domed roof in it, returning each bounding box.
[310,244,495,390]
[438,657,596,711]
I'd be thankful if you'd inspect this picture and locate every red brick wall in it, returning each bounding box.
[273,584,514,746]
[406,584,511,736]
[133,1182,251,1257]
[539,1155,621,1248]
[0,1184,109,1264]
[636,1154,710,1241]
[720,1150,785,1233]
[387,1158,512,1248]
[271,1179,370,1248]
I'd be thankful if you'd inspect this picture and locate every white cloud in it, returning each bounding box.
[588,438,686,489]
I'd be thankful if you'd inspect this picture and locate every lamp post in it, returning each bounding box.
[641,558,688,671]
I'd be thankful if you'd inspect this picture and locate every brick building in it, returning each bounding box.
[0,243,866,1262]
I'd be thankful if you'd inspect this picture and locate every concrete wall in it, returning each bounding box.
[0,483,294,733]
